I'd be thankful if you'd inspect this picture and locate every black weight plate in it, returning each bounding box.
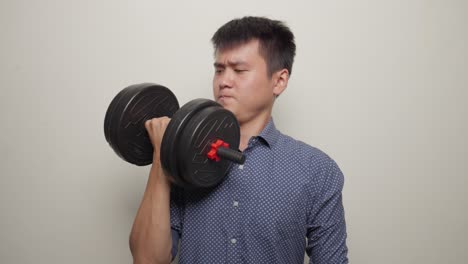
[106,83,155,161]
[177,104,240,189]
[160,99,218,187]
[104,83,179,166]
[106,84,144,156]
[104,85,135,148]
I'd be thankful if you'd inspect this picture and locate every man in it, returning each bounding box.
[130,16,348,264]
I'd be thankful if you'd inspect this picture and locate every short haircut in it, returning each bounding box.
[211,16,296,77]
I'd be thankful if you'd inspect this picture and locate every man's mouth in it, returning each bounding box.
[218,95,233,100]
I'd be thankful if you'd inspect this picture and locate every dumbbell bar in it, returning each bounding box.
[104,83,245,189]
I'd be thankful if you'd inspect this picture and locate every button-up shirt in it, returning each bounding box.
[170,119,348,263]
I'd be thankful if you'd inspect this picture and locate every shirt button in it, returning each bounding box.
[231,238,237,244]
[238,164,244,170]
[233,201,239,207]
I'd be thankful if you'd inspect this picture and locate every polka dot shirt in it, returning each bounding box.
[170,119,348,263]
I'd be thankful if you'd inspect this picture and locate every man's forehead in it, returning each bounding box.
[217,38,261,51]
[214,39,261,63]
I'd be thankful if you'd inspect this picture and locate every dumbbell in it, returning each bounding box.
[104,83,245,189]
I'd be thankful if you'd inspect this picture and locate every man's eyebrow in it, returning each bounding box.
[213,62,225,68]
[213,61,248,68]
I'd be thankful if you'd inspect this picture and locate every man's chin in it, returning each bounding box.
[221,105,237,115]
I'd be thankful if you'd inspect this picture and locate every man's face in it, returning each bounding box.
[213,39,278,124]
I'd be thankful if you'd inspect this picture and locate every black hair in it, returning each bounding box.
[211,16,296,76]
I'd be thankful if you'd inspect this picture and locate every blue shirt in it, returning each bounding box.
[170,119,348,263]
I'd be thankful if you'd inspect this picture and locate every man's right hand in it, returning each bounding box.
[144,117,171,163]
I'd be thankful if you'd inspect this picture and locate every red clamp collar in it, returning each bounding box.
[207,139,229,162]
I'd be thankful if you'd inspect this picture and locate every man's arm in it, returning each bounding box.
[129,117,173,264]
[306,158,348,263]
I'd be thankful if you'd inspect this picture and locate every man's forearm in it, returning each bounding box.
[129,162,172,264]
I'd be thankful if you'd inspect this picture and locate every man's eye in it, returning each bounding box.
[235,69,247,73]
[215,69,224,73]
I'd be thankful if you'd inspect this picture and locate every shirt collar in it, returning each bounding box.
[256,118,280,148]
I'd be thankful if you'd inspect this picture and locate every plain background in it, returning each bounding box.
[1,0,467,263]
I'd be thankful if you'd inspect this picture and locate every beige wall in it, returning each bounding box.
[1,0,467,263]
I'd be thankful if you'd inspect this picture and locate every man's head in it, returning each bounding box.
[211,16,296,77]
[211,17,296,124]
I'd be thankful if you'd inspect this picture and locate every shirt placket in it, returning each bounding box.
[226,163,244,263]
[226,140,255,264]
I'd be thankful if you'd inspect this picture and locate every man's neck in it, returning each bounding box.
[238,110,272,151]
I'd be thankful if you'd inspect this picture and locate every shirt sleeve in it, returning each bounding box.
[170,187,184,260]
[306,157,349,263]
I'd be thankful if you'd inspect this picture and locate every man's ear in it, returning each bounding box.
[272,69,289,97]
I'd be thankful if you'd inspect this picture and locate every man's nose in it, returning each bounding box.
[218,70,234,89]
